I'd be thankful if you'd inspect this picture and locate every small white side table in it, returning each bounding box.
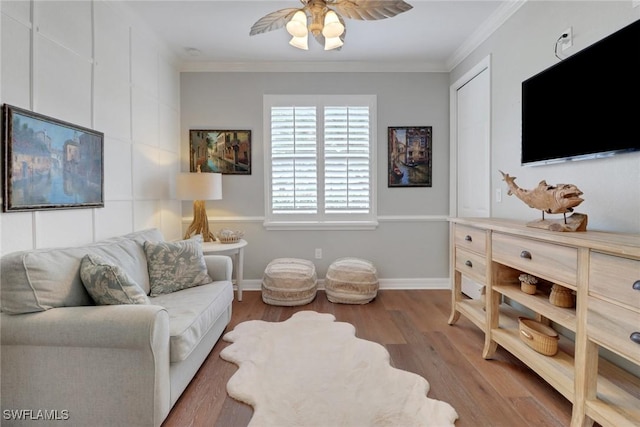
[202,239,247,301]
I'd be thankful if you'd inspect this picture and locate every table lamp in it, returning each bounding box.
[176,171,222,242]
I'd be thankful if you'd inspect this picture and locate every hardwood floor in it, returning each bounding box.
[162,290,573,427]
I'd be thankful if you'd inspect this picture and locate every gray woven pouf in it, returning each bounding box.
[262,258,317,306]
[325,257,379,304]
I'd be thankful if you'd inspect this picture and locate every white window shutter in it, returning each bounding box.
[271,106,318,213]
[324,106,370,213]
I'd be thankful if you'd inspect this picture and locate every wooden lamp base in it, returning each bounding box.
[183,200,215,242]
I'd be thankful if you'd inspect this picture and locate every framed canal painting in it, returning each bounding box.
[2,104,104,212]
[189,129,251,175]
[388,126,432,187]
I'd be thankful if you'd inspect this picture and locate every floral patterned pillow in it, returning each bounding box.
[144,235,212,296]
[80,254,150,305]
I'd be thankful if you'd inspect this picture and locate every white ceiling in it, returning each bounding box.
[123,0,522,71]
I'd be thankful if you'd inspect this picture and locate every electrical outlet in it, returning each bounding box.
[496,188,502,203]
[315,248,322,259]
[560,27,573,51]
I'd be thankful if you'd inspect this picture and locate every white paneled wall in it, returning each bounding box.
[0,0,182,255]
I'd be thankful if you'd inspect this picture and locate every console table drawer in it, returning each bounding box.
[588,297,640,365]
[455,247,487,284]
[454,225,486,255]
[492,233,578,286]
[589,252,640,311]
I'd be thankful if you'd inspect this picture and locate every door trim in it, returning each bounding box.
[449,54,492,218]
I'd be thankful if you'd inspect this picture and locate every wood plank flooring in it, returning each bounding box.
[162,290,574,427]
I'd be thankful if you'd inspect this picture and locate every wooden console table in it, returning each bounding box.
[202,239,247,301]
[448,218,640,427]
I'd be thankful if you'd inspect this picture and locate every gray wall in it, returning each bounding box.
[181,72,452,283]
[451,1,640,233]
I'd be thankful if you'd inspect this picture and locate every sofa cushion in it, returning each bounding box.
[145,235,212,297]
[150,281,233,362]
[0,229,164,314]
[80,254,150,305]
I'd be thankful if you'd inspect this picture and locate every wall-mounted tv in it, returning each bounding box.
[521,19,640,166]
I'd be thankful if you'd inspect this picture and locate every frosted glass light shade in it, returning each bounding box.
[286,11,308,37]
[322,11,344,38]
[289,35,309,50]
[324,36,344,50]
[176,172,222,201]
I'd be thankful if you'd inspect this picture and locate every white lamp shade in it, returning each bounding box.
[176,172,222,200]
[322,11,344,38]
[289,35,309,50]
[324,36,344,50]
[286,11,308,37]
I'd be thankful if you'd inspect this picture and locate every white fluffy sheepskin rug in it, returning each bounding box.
[220,311,458,426]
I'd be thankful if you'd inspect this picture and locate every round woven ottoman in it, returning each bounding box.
[325,257,379,304]
[262,258,318,306]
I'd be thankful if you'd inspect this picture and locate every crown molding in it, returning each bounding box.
[446,0,527,71]
[180,60,447,73]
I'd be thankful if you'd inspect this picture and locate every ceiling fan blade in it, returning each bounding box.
[330,0,413,21]
[249,8,302,36]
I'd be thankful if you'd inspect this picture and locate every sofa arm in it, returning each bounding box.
[1,304,168,348]
[204,254,232,282]
[1,305,171,426]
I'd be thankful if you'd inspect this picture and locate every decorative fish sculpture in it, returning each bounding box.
[500,171,584,218]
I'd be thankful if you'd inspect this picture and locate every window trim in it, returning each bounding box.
[263,94,378,230]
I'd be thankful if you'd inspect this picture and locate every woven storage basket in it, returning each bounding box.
[217,235,240,244]
[549,284,575,308]
[214,229,243,244]
[520,281,537,295]
[518,317,559,356]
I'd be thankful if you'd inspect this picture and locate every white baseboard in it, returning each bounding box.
[238,277,451,292]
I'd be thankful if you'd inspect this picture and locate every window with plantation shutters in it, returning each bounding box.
[264,95,377,230]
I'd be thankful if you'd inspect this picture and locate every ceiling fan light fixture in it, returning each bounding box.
[322,10,344,38]
[289,34,309,50]
[324,36,344,50]
[250,0,413,51]
[286,10,308,37]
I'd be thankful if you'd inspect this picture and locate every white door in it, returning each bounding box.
[450,56,491,298]
[452,59,491,218]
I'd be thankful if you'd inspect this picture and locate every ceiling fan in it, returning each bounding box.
[250,0,413,51]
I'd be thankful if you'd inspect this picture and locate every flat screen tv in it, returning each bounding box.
[521,19,640,166]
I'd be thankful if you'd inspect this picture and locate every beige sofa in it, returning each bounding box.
[0,229,234,426]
